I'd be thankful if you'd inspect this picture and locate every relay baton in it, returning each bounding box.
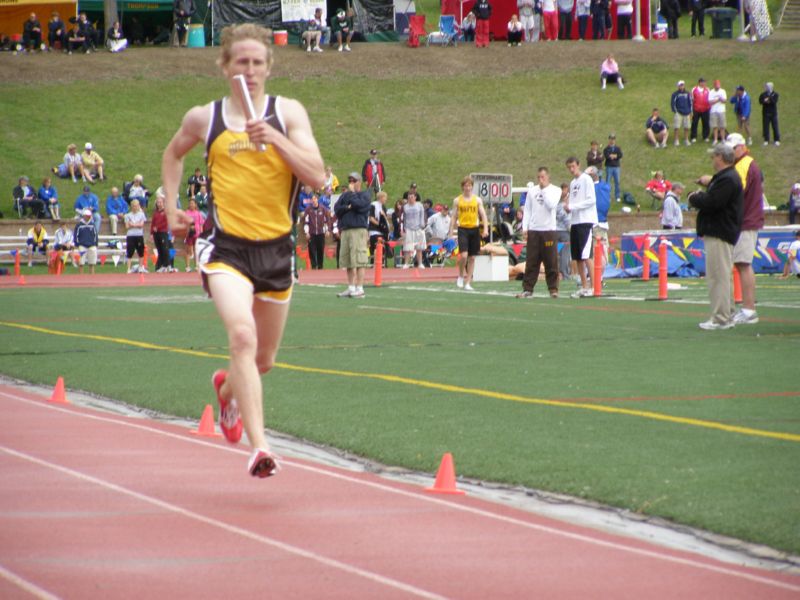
[233,74,266,152]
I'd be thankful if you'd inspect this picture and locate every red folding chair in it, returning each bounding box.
[407,15,427,48]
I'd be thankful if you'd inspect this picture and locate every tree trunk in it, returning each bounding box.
[104,0,119,42]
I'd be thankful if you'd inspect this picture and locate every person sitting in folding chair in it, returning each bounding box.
[645,170,672,208]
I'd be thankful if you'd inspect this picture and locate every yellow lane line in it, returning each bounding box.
[3,321,798,444]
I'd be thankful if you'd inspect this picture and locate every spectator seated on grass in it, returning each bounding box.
[645,107,670,148]
[13,176,45,218]
[48,11,67,51]
[124,174,150,209]
[81,142,106,181]
[22,12,43,52]
[55,143,90,182]
[66,21,88,54]
[26,221,49,266]
[38,176,60,220]
[645,170,672,208]
[106,20,127,52]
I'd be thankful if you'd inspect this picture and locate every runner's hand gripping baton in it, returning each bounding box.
[233,74,266,152]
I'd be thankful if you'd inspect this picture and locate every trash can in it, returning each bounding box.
[187,24,205,48]
[707,7,737,39]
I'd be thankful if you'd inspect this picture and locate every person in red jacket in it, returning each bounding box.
[690,77,711,143]
[150,191,174,272]
[361,148,386,197]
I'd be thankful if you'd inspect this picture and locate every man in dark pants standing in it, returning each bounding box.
[758,82,780,146]
[336,172,372,298]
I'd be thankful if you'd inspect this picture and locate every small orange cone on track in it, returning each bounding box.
[190,404,222,438]
[49,376,68,404]
[17,275,26,286]
[425,452,466,495]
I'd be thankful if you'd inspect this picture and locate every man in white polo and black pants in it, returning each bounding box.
[565,156,597,297]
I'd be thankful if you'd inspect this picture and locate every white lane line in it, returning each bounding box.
[2,391,799,593]
[0,444,446,600]
[0,563,60,600]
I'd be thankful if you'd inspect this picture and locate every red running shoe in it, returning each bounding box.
[212,369,242,444]
[248,448,281,478]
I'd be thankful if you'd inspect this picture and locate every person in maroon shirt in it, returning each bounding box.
[303,194,332,269]
[690,77,711,143]
[150,192,173,272]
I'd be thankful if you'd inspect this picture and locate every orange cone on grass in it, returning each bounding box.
[425,452,466,495]
[49,376,68,404]
[190,404,222,437]
[733,266,743,304]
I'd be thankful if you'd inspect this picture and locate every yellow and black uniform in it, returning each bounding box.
[198,96,300,302]
[455,194,481,256]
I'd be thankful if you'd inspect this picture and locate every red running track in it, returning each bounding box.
[1,384,798,599]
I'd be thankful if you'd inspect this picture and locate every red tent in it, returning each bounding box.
[441,0,651,40]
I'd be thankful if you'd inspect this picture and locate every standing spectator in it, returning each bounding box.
[361,149,386,197]
[74,209,99,274]
[333,8,354,52]
[172,0,194,47]
[25,222,49,267]
[661,182,684,229]
[74,185,101,234]
[425,203,451,243]
[688,144,743,330]
[726,133,764,325]
[107,20,127,52]
[671,80,693,146]
[564,156,597,297]
[318,185,333,210]
[186,167,207,197]
[323,165,339,191]
[555,184,571,281]
[38,176,60,220]
[516,167,561,298]
[615,0,633,39]
[576,0,590,39]
[518,0,540,42]
[730,85,752,145]
[183,198,205,272]
[391,199,404,241]
[603,133,623,203]
[150,194,172,273]
[586,140,604,176]
[124,199,147,273]
[691,77,711,143]
[48,11,67,51]
[194,183,209,216]
[507,14,524,45]
[600,54,623,90]
[303,194,332,270]
[105,186,128,236]
[22,13,43,52]
[461,12,477,41]
[13,176,44,218]
[541,0,558,40]
[588,166,610,276]
[788,183,800,225]
[690,0,705,36]
[368,190,390,263]
[81,143,106,181]
[758,82,780,146]
[557,0,573,39]
[473,0,493,47]
[401,190,427,269]
[335,172,371,297]
[708,79,727,144]
[661,0,681,38]
[590,0,609,39]
[448,175,489,291]
[645,108,670,149]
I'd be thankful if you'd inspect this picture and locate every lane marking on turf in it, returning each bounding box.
[1,321,798,443]
[0,444,446,600]
[2,393,800,593]
[0,563,60,600]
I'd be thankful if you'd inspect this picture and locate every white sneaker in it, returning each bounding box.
[402,264,410,269]
[338,44,343,52]
[314,46,323,52]
[602,81,606,90]
[747,137,752,145]
[139,267,148,274]
[661,141,668,148]
[185,266,192,272]
[571,288,593,298]
[344,44,351,51]
[699,319,735,330]
[306,45,311,52]
[674,139,680,146]
[775,141,780,146]
[464,283,475,292]
[350,289,365,298]
[456,277,464,289]
[685,140,692,146]
[337,289,352,298]
[763,141,769,146]
[733,310,759,325]
[618,81,624,89]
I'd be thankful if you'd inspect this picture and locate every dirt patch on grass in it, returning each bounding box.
[2,32,798,85]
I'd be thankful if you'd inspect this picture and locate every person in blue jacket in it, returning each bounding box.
[73,209,99,274]
[74,186,101,234]
[105,186,129,236]
[730,85,752,146]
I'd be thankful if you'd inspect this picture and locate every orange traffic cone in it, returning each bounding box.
[138,271,145,285]
[190,404,222,438]
[425,452,466,495]
[17,275,26,286]
[49,376,68,404]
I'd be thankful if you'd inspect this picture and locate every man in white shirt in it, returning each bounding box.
[516,166,562,298]
[708,79,727,144]
[661,183,684,230]
[425,203,451,242]
[565,156,597,297]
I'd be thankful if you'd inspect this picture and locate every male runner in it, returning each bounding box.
[448,175,488,291]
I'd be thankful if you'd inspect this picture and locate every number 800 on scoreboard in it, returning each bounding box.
[471,173,513,205]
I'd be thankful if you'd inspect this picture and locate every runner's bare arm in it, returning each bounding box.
[478,199,489,237]
[245,97,325,190]
[162,104,209,233]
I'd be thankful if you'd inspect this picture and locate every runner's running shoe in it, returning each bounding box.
[248,448,281,478]
[212,369,242,444]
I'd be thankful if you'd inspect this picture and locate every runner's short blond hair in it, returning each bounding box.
[218,24,274,70]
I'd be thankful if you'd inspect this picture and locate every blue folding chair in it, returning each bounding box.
[427,15,458,47]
